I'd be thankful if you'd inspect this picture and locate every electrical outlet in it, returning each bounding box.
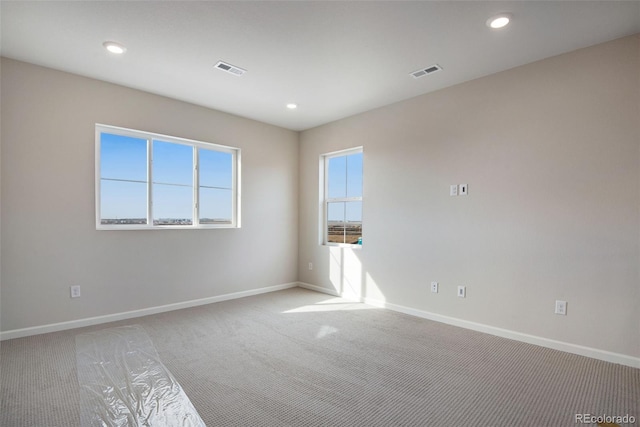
[457,286,466,298]
[431,282,438,293]
[555,300,567,315]
[450,185,458,196]
[70,285,81,298]
[308,262,313,270]
[459,184,468,195]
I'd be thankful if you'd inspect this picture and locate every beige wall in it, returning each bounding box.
[0,58,299,331]
[299,35,640,358]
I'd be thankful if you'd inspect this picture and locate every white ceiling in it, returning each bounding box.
[2,1,639,131]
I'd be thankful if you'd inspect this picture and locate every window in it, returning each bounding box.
[322,147,363,245]
[96,124,240,229]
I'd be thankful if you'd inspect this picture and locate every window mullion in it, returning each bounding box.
[343,154,348,244]
[147,138,153,227]
[193,147,199,227]
[342,199,347,244]
[344,154,349,199]
[325,155,330,244]
[232,151,236,227]
[327,196,361,203]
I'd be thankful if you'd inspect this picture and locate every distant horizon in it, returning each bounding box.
[101,217,232,225]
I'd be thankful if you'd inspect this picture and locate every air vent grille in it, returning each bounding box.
[215,61,246,76]
[410,64,442,79]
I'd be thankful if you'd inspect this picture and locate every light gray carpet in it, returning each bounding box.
[1,288,638,426]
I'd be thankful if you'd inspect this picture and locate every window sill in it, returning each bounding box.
[323,243,362,249]
[96,225,238,231]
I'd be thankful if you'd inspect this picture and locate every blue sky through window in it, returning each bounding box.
[327,201,362,222]
[327,152,363,222]
[153,140,193,185]
[100,133,147,220]
[199,148,233,222]
[200,149,232,188]
[100,133,147,182]
[99,132,234,224]
[152,141,193,223]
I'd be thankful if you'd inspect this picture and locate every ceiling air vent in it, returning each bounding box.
[215,61,246,76]
[410,64,442,79]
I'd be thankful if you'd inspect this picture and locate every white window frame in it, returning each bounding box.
[320,147,363,247]
[95,124,241,230]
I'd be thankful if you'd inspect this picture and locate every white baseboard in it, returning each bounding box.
[297,282,640,369]
[0,282,299,341]
[5,280,638,369]
[297,281,341,297]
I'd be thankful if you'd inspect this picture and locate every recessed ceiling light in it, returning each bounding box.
[286,103,298,110]
[103,41,126,54]
[486,13,512,29]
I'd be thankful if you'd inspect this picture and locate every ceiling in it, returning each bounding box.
[2,1,639,131]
